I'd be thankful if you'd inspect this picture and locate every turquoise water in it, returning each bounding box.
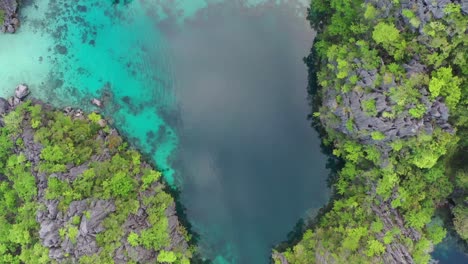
[1,0,331,263]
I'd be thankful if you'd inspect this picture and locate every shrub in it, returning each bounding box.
[428,67,461,110]
[141,169,161,190]
[87,112,102,123]
[362,99,377,116]
[372,22,400,45]
[127,232,139,247]
[366,239,385,257]
[371,131,385,141]
[102,171,135,198]
[157,250,177,263]
[453,205,468,240]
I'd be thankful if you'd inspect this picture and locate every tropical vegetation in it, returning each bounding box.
[276,1,467,263]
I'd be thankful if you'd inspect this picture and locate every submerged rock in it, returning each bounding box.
[6,24,15,33]
[55,45,68,55]
[91,98,103,107]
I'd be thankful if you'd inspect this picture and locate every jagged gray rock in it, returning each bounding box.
[15,83,30,99]
[166,203,189,250]
[272,252,289,264]
[67,163,88,181]
[0,0,19,33]
[462,0,468,14]
[0,97,9,115]
[0,92,191,262]
[39,221,61,248]
[321,63,453,156]
[398,0,452,33]
[371,202,419,264]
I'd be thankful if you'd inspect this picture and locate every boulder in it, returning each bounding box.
[86,200,116,233]
[39,221,61,247]
[6,24,15,33]
[272,252,289,264]
[11,17,19,26]
[68,164,88,181]
[91,98,102,107]
[7,96,20,107]
[463,0,468,15]
[0,97,9,115]
[15,84,30,100]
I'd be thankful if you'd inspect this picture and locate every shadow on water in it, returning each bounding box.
[97,87,212,263]
[273,37,345,255]
[164,1,333,262]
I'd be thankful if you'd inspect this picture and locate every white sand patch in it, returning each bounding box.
[0,0,53,99]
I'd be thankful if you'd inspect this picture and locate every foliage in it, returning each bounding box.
[371,131,385,141]
[366,239,385,257]
[157,250,177,263]
[127,232,140,247]
[87,112,102,123]
[279,0,468,263]
[453,205,468,241]
[0,102,193,262]
[0,10,5,24]
[362,99,377,116]
[428,67,462,110]
[372,22,400,45]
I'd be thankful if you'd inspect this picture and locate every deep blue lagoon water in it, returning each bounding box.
[433,236,468,264]
[3,0,322,263]
[1,0,466,263]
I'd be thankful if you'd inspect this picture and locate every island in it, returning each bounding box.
[275,0,467,263]
[0,86,193,263]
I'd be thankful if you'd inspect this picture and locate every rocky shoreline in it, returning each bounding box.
[0,0,20,33]
[0,84,192,263]
[274,0,467,263]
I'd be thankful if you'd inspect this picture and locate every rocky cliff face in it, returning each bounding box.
[322,59,453,149]
[320,0,460,161]
[275,0,467,263]
[0,85,190,263]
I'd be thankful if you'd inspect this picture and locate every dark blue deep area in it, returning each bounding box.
[166,3,331,263]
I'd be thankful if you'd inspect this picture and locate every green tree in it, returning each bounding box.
[127,232,140,247]
[366,239,385,257]
[373,22,400,45]
[453,205,468,240]
[157,250,177,263]
[428,67,462,110]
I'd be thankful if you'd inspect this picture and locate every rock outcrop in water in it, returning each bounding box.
[0,0,19,33]
[14,83,30,100]
[0,87,193,263]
